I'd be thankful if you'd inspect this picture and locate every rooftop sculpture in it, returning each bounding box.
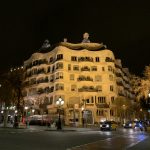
[82,32,90,43]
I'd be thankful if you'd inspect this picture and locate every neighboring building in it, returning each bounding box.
[23,33,134,126]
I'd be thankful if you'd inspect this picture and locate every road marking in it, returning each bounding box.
[126,136,148,149]
[67,134,149,150]
[67,137,113,150]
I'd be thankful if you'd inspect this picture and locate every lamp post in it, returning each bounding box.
[81,99,87,127]
[24,106,29,127]
[123,105,126,124]
[81,106,85,127]
[56,97,64,130]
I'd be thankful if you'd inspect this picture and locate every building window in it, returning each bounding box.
[96,86,102,92]
[86,99,90,103]
[57,54,63,60]
[49,57,53,63]
[96,109,104,116]
[59,72,63,79]
[91,97,94,103]
[110,85,114,91]
[102,67,105,71]
[108,66,113,71]
[111,97,115,104]
[95,57,100,62]
[56,62,63,69]
[73,65,79,71]
[109,75,113,81]
[33,68,38,75]
[37,68,45,74]
[91,66,97,71]
[32,60,39,66]
[49,97,53,105]
[68,64,71,71]
[47,66,51,73]
[52,65,55,72]
[71,85,77,91]
[70,74,74,80]
[98,97,106,103]
[95,75,102,82]
[55,72,63,80]
[105,57,114,62]
[110,110,114,116]
[50,75,54,82]
[71,56,77,61]
[55,83,64,91]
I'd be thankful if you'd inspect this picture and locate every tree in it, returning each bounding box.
[0,67,24,127]
[131,65,150,119]
[0,73,16,127]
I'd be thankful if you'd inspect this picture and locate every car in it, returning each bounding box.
[134,121,145,131]
[100,121,118,131]
[123,121,134,128]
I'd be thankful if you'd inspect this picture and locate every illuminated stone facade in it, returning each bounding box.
[23,40,134,126]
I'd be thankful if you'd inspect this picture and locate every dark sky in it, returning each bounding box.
[0,0,150,75]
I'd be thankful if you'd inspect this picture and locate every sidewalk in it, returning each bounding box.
[0,123,100,132]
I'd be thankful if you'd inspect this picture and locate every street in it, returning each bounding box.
[0,126,149,150]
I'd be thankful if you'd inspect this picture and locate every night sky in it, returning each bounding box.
[0,0,150,75]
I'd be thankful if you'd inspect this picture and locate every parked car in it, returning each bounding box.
[100,121,118,131]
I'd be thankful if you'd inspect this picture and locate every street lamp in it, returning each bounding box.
[32,109,35,114]
[81,106,85,127]
[24,106,29,127]
[56,97,64,130]
[148,92,150,98]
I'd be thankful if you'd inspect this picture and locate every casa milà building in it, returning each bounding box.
[23,33,134,126]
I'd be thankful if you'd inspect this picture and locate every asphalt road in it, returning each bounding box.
[0,126,149,150]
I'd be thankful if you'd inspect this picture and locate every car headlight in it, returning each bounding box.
[106,124,109,128]
[100,125,102,127]
[129,123,132,127]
